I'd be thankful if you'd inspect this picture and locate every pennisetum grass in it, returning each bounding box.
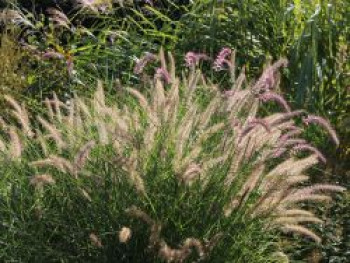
[0,48,345,262]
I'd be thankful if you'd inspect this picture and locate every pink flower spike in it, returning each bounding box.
[279,139,307,148]
[185,52,209,68]
[133,52,157,75]
[46,8,71,29]
[270,110,306,126]
[239,118,271,141]
[259,92,291,112]
[279,130,303,143]
[42,51,65,60]
[247,118,271,132]
[185,52,196,67]
[284,125,304,132]
[303,115,339,147]
[293,144,327,163]
[156,68,171,84]
[213,47,232,71]
[217,47,232,58]
[272,147,288,158]
[254,58,288,91]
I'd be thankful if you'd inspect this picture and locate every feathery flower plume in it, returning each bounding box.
[225,164,265,217]
[278,139,307,148]
[53,92,63,122]
[75,0,97,12]
[73,140,96,176]
[184,52,198,68]
[158,238,206,262]
[271,138,306,159]
[279,209,315,217]
[185,52,209,68]
[77,97,92,118]
[44,98,55,121]
[158,242,188,262]
[303,115,339,146]
[259,92,291,112]
[42,50,65,60]
[274,216,323,225]
[213,47,232,71]
[253,59,288,91]
[284,194,331,203]
[9,127,22,159]
[80,188,92,202]
[156,67,172,84]
[286,175,310,185]
[30,174,55,187]
[1,9,34,28]
[89,233,103,248]
[75,0,112,13]
[183,238,205,258]
[284,125,304,132]
[31,156,73,174]
[35,129,49,156]
[247,118,271,132]
[293,184,346,196]
[281,224,321,243]
[96,120,109,145]
[129,168,145,195]
[287,154,319,176]
[125,206,154,225]
[279,129,303,145]
[4,95,33,138]
[46,8,71,30]
[134,52,157,74]
[119,227,132,243]
[239,118,271,141]
[181,163,201,185]
[4,95,22,113]
[272,252,289,262]
[292,143,327,163]
[269,110,306,126]
[271,147,288,158]
[37,116,66,149]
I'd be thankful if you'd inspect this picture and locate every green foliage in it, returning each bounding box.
[285,0,349,126]
[178,0,287,73]
[0,29,67,113]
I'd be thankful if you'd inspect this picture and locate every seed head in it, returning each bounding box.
[119,227,132,243]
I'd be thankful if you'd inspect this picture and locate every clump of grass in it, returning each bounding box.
[0,49,345,262]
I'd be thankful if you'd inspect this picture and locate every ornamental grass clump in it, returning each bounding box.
[0,49,345,262]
